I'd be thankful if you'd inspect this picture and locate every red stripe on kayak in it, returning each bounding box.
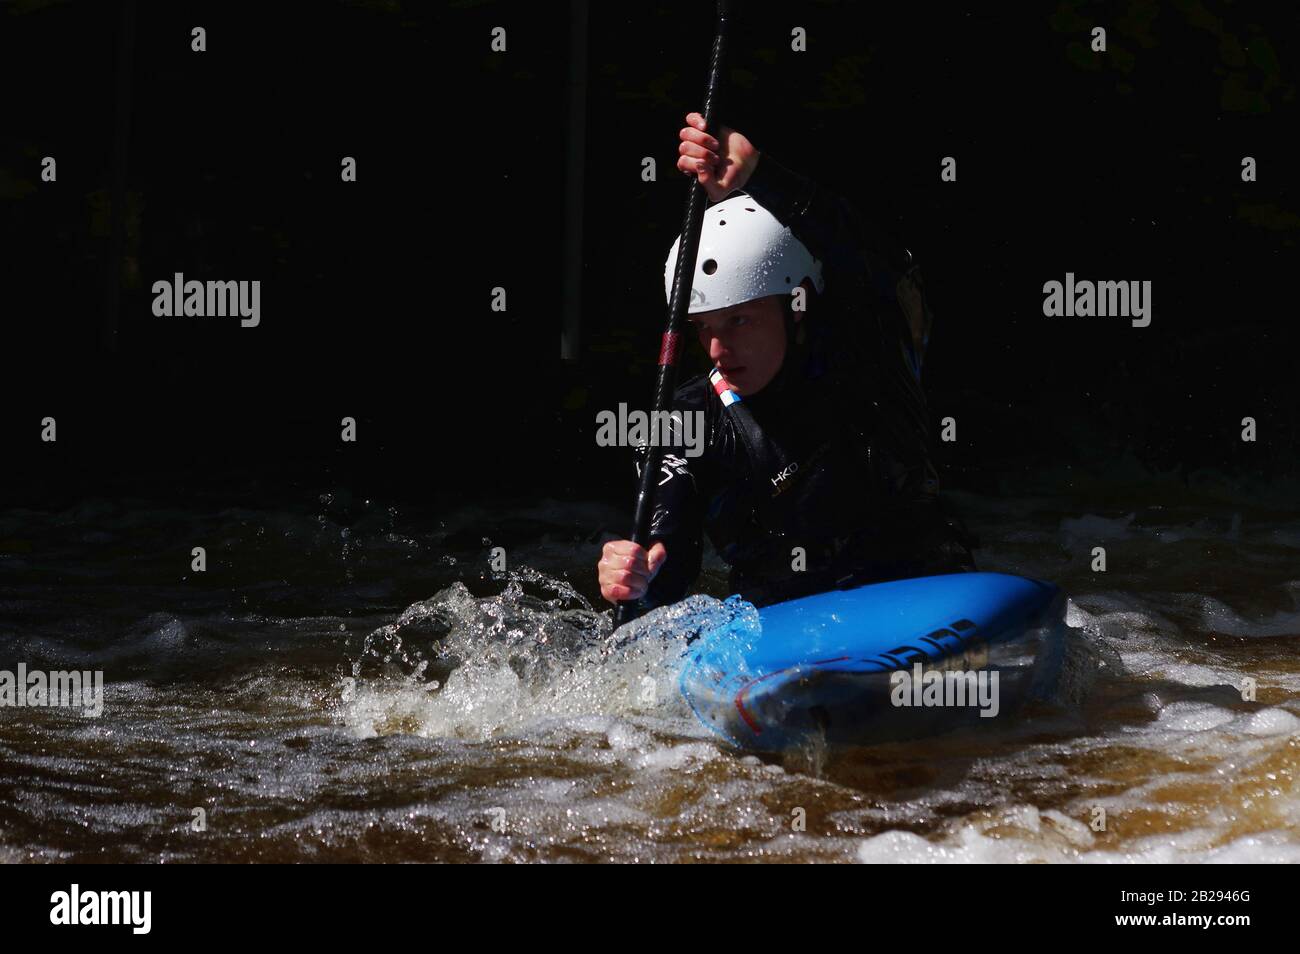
[733,658,847,735]
[734,667,796,735]
[734,685,763,735]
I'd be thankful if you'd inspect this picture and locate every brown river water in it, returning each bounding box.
[2,467,1298,863]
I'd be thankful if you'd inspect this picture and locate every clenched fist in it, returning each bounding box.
[597,539,668,604]
[677,111,761,202]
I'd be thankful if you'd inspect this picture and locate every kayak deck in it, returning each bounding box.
[678,573,1067,752]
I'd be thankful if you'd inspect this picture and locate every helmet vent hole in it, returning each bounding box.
[702,259,718,275]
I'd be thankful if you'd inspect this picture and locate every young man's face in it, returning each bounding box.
[688,293,793,396]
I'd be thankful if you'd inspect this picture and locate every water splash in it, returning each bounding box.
[340,567,754,742]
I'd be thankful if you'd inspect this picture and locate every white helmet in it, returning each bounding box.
[664,193,825,314]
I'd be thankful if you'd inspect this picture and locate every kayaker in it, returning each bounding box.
[598,112,975,610]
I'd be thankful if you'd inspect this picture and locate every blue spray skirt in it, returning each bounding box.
[679,573,1066,752]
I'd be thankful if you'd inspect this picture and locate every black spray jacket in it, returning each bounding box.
[639,153,974,609]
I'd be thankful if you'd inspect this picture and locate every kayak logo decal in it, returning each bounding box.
[728,619,985,738]
[868,619,983,672]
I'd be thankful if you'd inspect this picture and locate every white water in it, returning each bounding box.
[2,483,1298,862]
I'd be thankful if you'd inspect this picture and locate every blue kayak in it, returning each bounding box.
[679,573,1066,752]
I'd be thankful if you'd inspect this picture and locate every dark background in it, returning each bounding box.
[3,0,1296,518]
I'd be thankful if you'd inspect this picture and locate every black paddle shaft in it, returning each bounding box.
[613,0,735,629]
